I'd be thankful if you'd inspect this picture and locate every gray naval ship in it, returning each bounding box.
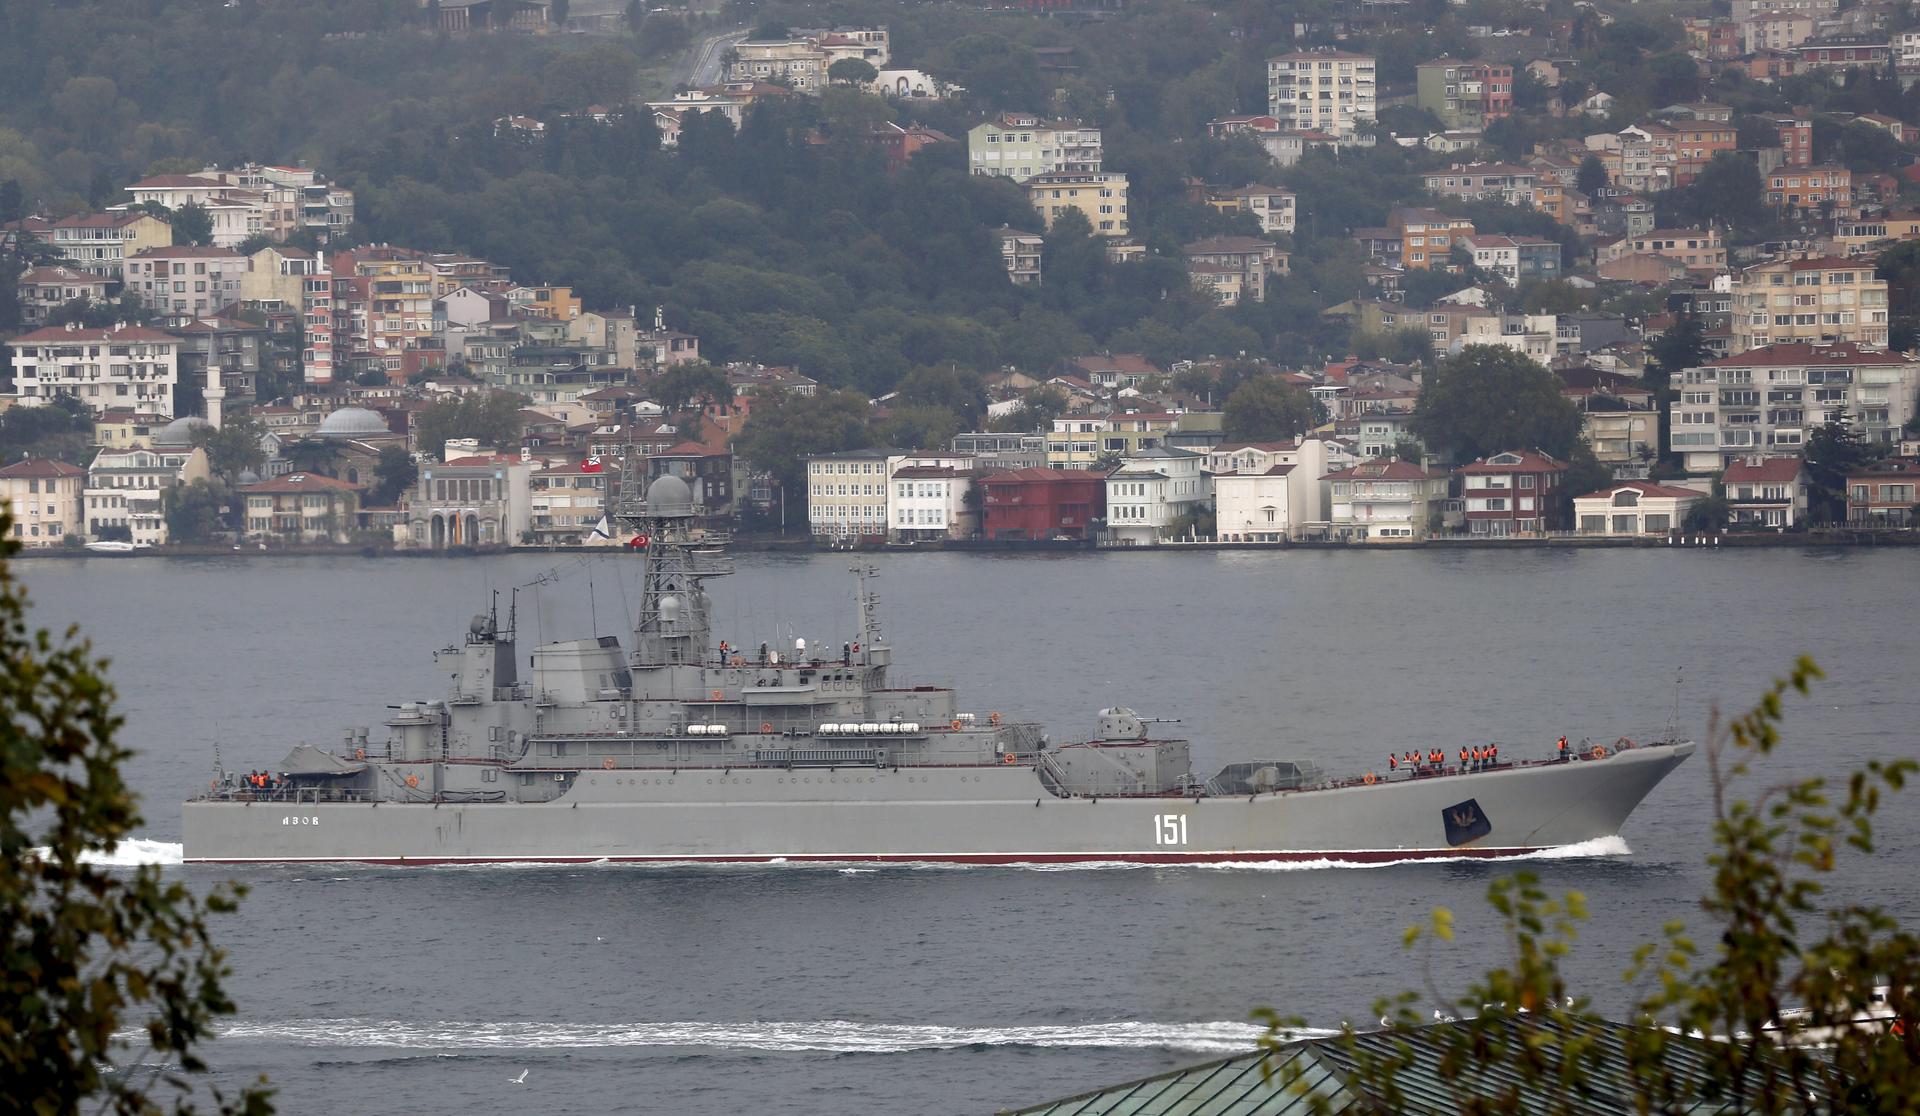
[182,473,1694,866]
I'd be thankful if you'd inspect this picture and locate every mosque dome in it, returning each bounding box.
[151,416,212,447]
[315,406,390,439]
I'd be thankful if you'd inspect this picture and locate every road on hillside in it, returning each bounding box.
[685,26,749,88]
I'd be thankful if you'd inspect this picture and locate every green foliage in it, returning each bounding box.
[1683,490,1731,532]
[1805,413,1884,525]
[1259,657,1920,1115]
[1877,240,1920,352]
[190,417,267,483]
[1349,325,1432,365]
[1663,153,1769,240]
[647,361,730,420]
[0,395,93,466]
[0,508,270,1114]
[988,385,1069,433]
[1646,310,1708,393]
[893,365,988,430]
[1222,376,1320,442]
[733,388,873,520]
[873,404,962,452]
[1412,345,1583,463]
[368,445,417,507]
[414,391,525,460]
[1575,154,1608,198]
[172,202,214,247]
[828,58,879,86]
[1562,444,1614,499]
[162,478,232,546]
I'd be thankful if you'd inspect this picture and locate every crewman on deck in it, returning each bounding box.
[1459,746,1468,768]
[1388,754,1398,772]
[1557,735,1569,762]
[1491,744,1499,765]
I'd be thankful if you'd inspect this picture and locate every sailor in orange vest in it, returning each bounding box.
[1388,754,1398,773]
[1458,746,1468,768]
[1557,735,1569,762]
[1490,744,1499,766]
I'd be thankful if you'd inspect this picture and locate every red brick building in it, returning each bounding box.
[1846,458,1920,526]
[1455,449,1569,536]
[982,468,1107,541]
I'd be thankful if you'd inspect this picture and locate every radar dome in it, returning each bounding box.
[644,474,694,516]
[151,416,212,448]
[316,406,389,440]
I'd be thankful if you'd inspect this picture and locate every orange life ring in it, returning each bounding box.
[404,774,420,789]
[711,689,723,701]
[602,757,617,770]
[355,748,366,760]
[1002,752,1017,764]
[1363,772,1377,785]
[951,719,963,731]
[988,712,1002,725]
[760,721,774,734]
[1589,745,1607,760]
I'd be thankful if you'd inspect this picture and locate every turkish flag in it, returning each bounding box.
[580,456,603,473]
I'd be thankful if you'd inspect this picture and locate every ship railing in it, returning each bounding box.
[752,748,889,768]
[1036,751,1073,797]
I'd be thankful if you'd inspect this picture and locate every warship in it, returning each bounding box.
[182,473,1694,866]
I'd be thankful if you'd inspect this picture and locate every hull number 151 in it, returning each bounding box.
[1153,814,1189,846]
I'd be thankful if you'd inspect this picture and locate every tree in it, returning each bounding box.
[0,177,21,225]
[873,405,962,452]
[733,388,873,525]
[161,478,232,544]
[1575,154,1608,198]
[1259,658,1920,1116]
[1562,444,1614,498]
[988,385,1068,433]
[1805,412,1882,524]
[1876,240,1920,351]
[647,361,730,421]
[1684,489,1731,532]
[895,365,988,430]
[1646,310,1708,393]
[1223,376,1320,442]
[1412,345,1583,463]
[191,417,266,482]
[0,508,271,1114]
[828,58,878,86]
[413,392,525,459]
[369,445,417,507]
[172,201,214,247]
[1673,153,1767,236]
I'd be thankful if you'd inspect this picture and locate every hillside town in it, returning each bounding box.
[6,6,1920,551]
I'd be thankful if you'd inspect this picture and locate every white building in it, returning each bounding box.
[808,450,974,539]
[968,112,1103,183]
[117,175,265,248]
[1105,447,1210,546]
[1458,313,1558,363]
[890,464,976,541]
[1669,342,1920,473]
[1573,481,1701,535]
[1268,50,1377,141]
[83,444,211,545]
[1206,438,1337,539]
[1323,458,1446,541]
[122,246,247,319]
[5,323,183,418]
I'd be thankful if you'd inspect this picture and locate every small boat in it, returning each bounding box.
[1763,986,1906,1047]
[83,540,150,555]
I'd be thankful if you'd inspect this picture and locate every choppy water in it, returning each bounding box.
[22,548,1920,1114]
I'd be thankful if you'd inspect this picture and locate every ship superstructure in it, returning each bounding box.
[182,475,1694,865]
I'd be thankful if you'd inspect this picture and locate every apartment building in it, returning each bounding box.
[1730,257,1889,351]
[1267,50,1377,140]
[122,246,247,320]
[15,266,112,326]
[33,212,173,279]
[968,112,1103,183]
[1184,237,1286,305]
[330,246,435,380]
[1414,59,1514,130]
[0,458,87,547]
[1420,163,1538,206]
[1600,227,1726,270]
[1456,449,1568,536]
[993,227,1044,285]
[1766,164,1852,213]
[1025,171,1130,235]
[1669,342,1920,472]
[5,323,182,417]
[1105,448,1210,546]
[1390,208,1476,269]
[1205,185,1296,235]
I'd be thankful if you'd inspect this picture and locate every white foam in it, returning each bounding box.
[1193,836,1634,872]
[29,838,183,867]
[207,1018,1307,1055]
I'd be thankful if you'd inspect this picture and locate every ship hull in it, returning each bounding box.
[182,743,1692,866]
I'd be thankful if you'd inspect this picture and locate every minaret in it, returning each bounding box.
[205,363,225,429]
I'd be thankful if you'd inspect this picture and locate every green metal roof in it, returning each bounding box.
[1002,1017,1828,1116]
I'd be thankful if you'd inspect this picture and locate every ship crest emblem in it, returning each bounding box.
[1442,798,1492,847]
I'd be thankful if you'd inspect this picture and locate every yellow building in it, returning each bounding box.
[1731,256,1890,351]
[1026,171,1130,236]
[0,458,87,546]
[1046,411,1180,467]
[511,284,581,321]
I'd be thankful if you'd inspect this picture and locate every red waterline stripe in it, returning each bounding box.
[183,846,1546,867]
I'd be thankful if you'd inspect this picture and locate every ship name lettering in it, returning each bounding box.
[1153,813,1189,846]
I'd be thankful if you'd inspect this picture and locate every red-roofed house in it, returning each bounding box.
[6,323,184,417]
[0,458,87,546]
[1456,450,1569,536]
[1573,480,1702,535]
[1723,454,1809,527]
[238,472,362,543]
[1323,458,1449,541]
[981,468,1106,541]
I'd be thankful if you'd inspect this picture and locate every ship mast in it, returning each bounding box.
[851,564,891,682]
[616,466,728,667]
